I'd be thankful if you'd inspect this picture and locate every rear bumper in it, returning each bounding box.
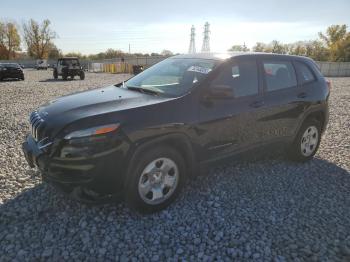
[322,105,330,134]
[22,135,130,202]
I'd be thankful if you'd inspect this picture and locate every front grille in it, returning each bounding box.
[30,111,46,142]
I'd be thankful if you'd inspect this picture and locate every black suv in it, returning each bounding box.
[0,63,24,81]
[22,53,330,212]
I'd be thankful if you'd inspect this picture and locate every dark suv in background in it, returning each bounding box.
[0,63,24,81]
[22,53,330,212]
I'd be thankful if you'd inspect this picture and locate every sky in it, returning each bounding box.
[1,0,350,55]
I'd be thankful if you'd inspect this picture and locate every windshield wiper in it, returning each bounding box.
[126,86,159,96]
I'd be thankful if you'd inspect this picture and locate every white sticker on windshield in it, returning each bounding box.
[187,66,212,74]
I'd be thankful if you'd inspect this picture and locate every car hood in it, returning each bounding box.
[36,85,172,136]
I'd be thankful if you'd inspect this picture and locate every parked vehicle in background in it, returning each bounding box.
[53,57,85,80]
[132,65,144,75]
[22,53,330,213]
[35,59,48,70]
[0,63,24,81]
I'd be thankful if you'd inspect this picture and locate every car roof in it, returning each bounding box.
[172,52,313,62]
[59,57,79,60]
[0,62,20,66]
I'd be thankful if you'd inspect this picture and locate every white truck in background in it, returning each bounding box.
[35,59,48,70]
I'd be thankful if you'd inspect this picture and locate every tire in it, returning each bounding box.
[288,119,322,162]
[62,72,68,81]
[125,146,186,213]
[80,71,85,80]
[53,70,58,79]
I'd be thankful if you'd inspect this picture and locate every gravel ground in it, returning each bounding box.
[0,70,349,261]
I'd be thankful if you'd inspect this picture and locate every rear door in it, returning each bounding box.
[198,56,264,160]
[258,57,303,142]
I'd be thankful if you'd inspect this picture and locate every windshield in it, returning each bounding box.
[62,59,80,66]
[124,58,218,96]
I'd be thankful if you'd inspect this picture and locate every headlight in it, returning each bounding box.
[0,67,7,71]
[64,124,120,139]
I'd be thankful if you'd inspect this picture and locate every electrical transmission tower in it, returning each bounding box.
[201,22,210,53]
[188,25,196,54]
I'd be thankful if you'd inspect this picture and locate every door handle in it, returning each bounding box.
[250,100,264,108]
[297,92,307,98]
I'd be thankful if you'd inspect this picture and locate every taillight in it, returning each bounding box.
[326,79,332,91]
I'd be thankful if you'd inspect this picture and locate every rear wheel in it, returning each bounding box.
[288,119,321,162]
[125,146,186,213]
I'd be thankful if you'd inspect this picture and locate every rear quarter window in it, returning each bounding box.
[294,61,316,84]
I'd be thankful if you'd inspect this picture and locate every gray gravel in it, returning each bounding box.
[0,70,349,261]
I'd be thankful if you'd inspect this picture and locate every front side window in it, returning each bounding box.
[125,58,218,97]
[295,61,316,84]
[263,61,297,91]
[3,63,20,68]
[211,59,259,97]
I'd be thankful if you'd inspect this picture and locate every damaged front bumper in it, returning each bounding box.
[22,134,130,203]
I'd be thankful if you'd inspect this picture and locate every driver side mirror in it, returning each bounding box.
[205,84,233,99]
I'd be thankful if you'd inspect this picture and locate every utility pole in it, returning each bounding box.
[201,22,210,53]
[129,43,131,54]
[188,25,196,54]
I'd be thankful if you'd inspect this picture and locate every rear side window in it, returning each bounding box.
[294,61,316,84]
[212,59,259,97]
[263,61,297,91]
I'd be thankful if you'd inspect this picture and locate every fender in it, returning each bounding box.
[123,132,198,186]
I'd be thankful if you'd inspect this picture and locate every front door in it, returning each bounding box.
[57,60,63,75]
[197,56,264,161]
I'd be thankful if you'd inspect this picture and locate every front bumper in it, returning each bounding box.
[66,69,82,76]
[0,71,24,79]
[22,135,130,202]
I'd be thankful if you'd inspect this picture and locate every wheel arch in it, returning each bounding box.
[125,133,198,184]
[303,110,327,133]
[291,109,327,143]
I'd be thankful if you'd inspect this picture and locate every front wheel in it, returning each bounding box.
[80,71,85,80]
[125,146,186,213]
[62,72,68,81]
[287,119,321,162]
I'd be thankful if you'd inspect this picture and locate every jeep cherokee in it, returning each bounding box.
[22,53,330,213]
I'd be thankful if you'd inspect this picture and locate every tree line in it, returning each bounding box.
[229,24,350,62]
[1,19,349,62]
[0,19,58,60]
[0,18,174,60]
